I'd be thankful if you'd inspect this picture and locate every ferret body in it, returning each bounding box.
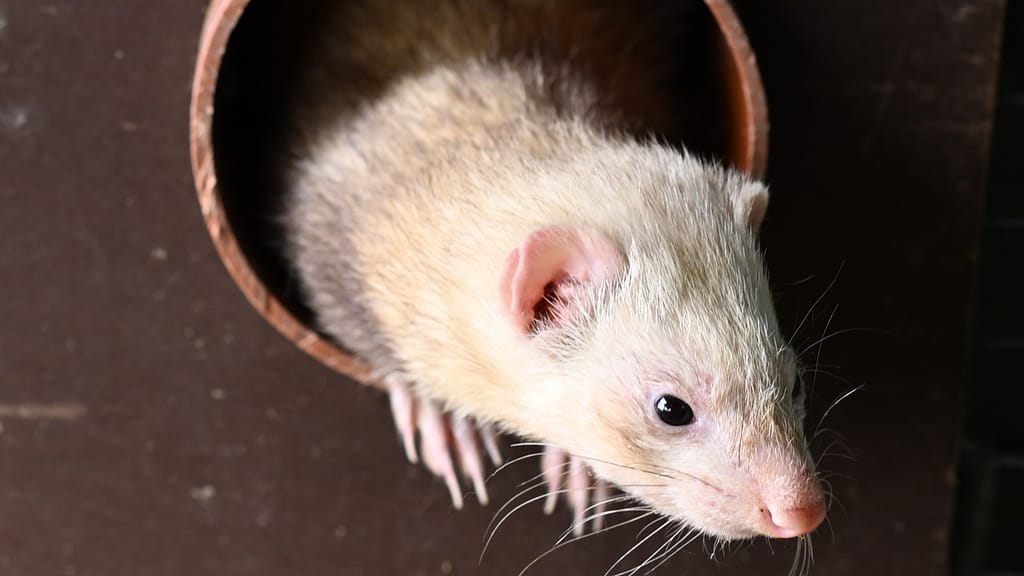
[283,0,825,542]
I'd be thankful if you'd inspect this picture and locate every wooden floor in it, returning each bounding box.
[0,1,1005,575]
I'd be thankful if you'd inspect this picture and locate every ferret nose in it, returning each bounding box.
[761,500,826,538]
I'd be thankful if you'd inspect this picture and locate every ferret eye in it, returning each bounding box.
[654,395,694,426]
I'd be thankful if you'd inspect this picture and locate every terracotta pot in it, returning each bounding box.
[189,0,769,390]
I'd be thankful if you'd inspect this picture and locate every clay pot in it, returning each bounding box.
[189,0,769,390]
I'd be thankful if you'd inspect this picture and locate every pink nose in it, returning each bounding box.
[762,500,827,538]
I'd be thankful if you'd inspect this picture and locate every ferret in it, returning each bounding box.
[281,0,826,544]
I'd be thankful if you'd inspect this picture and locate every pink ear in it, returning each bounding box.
[500,227,625,332]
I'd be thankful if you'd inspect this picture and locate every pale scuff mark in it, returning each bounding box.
[189,485,217,502]
[0,402,88,420]
[0,106,27,130]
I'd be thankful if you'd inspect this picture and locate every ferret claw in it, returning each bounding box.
[591,478,611,532]
[479,423,504,467]
[385,374,502,509]
[541,447,567,515]
[540,446,606,535]
[451,415,489,505]
[568,457,589,536]
[386,374,418,464]
[418,399,464,509]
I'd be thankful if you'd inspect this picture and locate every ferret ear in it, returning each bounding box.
[731,181,770,234]
[500,227,624,333]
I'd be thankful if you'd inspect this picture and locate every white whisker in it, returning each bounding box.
[790,263,844,346]
[604,517,672,576]
[516,511,656,576]
[813,385,864,438]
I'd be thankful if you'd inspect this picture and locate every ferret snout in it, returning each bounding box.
[755,471,827,538]
[759,497,827,538]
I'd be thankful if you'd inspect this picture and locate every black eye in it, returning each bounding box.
[655,395,694,426]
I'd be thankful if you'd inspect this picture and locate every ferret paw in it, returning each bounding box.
[386,373,503,509]
[541,446,611,536]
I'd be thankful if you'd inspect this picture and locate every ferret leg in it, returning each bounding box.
[541,446,605,535]
[541,446,567,515]
[451,414,490,505]
[386,372,502,509]
[417,398,465,509]
[386,373,419,463]
[567,456,590,536]
[591,478,611,531]
[386,372,463,508]
[478,422,504,467]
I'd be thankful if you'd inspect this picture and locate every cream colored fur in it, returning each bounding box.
[285,57,822,539]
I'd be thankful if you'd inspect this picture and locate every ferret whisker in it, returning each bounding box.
[573,492,636,516]
[618,522,688,576]
[784,272,819,287]
[804,535,816,576]
[578,494,637,515]
[485,450,548,483]
[709,534,726,560]
[800,326,872,359]
[801,367,855,387]
[819,477,835,505]
[511,442,676,478]
[790,262,844,346]
[814,441,843,468]
[817,447,857,467]
[813,451,859,475]
[795,541,804,576]
[800,326,895,355]
[786,537,802,576]
[818,471,855,483]
[733,537,755,555]
[824,513,837,543]
[825,486,849,517]
[680,526,703,547]
[684,528,704,548]
[616,525,683,576]
[508,442,723,496]
[813,384,864,438]
[800,361,844,371]
[818,476,850,518]
[557,504,652,545]
[810,425,847,442]
[516,461,572,490]
[820,440,855,458]
[808,303,839,391]
[510,442,683,477]
[516,512,656,576]
[809,536,817,573]
[634,514,671,543]
[483,476,552,548]
[700,534,710,557]
[800,363,845,374]
[604,517,672,576]
[828,440,858,459]
[644,526,701,575]
[483,488,578,561]
[707,534,725,560]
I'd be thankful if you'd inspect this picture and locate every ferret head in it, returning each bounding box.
[499,166,825,541]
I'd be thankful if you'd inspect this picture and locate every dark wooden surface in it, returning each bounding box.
[952,2,1024,573]
[0,1,1004,575]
